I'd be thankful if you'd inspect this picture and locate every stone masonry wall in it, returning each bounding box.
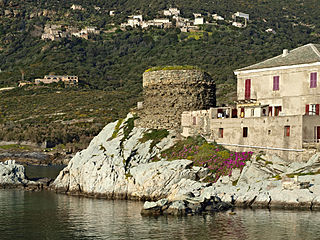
[136,69,215,130]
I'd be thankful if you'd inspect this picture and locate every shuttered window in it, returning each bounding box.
[310,72,317,88]
[245,79,251,100]
[273,76,279,91]
[275,106,282,116]
[219,128,224,138]
[268,106,273,116]
[284,126,290,137]
[306,104,320,115]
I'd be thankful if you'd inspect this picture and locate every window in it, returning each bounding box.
[192,116,196,125]
[273,76,279,91]
[232,109,238,118]
[219,128,224,138]
[245,79,251,100]
[306,104,320,115]
[274,106,282,116]
[243,127,248,138]
[268,106,273,116]
[251,109,255,117]
[262,109,267,116]
[284,126,290,137]
[310,72,317,88]
[311,104,316,115]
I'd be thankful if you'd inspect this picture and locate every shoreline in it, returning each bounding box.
[1,184,319,212]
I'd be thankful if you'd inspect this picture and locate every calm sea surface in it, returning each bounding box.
[0,166,319,240]
[1,190,320,240]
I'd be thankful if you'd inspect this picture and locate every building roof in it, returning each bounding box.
[236,43,320,72]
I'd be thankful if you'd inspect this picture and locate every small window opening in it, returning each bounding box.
[192,116,196,125]
[251,109,254,117]
[243,127,248,138]
[219,128,224,138]
[284,126,290,137]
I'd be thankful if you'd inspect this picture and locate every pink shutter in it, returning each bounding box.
[285,126,290,137]
[316,104,320,115]
[273,76,279,91]
[311,72,317,88]
[245,79,251,100]
[306,104,309,115]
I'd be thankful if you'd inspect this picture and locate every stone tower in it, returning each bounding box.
[136,67,216,130]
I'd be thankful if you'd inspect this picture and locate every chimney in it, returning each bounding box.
[282,49,289,57]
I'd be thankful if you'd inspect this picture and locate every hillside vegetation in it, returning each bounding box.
[0,0,319,149]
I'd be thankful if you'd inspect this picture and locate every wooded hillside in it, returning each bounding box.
[0,0,319,148]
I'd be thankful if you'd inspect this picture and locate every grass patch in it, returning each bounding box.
[273,175,282,180]
[256,154,265,161]
[122,115,139,141]
[99,144,106,152]
[125,173,133,179]
[139,129,169,151]
[0,144,33,151]
[232,179,239,186]
[110,119,124,140]
[286,172,320,178]
[151,155,161,162]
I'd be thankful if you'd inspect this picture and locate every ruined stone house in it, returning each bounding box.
[182,43,320,161]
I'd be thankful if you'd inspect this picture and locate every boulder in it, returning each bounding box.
[0,160,29,187]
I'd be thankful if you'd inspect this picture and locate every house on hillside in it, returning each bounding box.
[182,43,320,161]
[35,75,78,85]
[163,8,180,16]
[71,4,84,11]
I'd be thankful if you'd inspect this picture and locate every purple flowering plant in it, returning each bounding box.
[159,136,253,182]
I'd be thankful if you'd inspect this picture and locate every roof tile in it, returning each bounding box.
[236,43,320,72]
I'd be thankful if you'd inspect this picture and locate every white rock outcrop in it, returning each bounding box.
[0,160,29,186]
[53,114,320,209]
[53,114,208,199]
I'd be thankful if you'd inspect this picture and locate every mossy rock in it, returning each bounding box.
[145,65,202,73]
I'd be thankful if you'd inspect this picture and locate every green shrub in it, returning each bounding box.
[122,115,139,141]
[110,119,124,140]
[140,129,169,151]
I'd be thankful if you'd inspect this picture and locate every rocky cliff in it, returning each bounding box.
[53,114,209,200]
[53,114,320,210]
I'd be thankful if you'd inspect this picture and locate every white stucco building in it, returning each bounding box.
[182,43,320,161]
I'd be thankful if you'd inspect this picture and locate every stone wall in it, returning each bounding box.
[136,69,216,129]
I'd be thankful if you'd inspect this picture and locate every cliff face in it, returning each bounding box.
[53,114,209,200]
[53,114,320,209]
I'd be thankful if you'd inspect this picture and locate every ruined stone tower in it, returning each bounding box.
[136,67,216,130]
